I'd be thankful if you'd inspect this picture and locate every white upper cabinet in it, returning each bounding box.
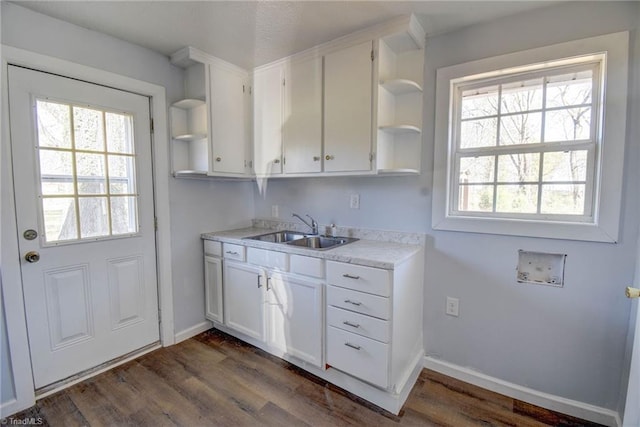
[283,56,323,174]
[170,47,251,178]
[324,40,374,173]
[210,63,251,175]
[253,65,284,176]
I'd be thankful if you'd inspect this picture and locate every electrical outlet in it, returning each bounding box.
[446,297,459,317]
[350,194,360,209]
[271,205,279,218]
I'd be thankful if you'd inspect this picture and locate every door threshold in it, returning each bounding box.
[35,341,161,399]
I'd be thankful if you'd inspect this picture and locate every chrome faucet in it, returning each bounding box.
[292,213,318,235]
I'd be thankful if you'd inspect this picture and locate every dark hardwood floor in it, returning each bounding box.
[5,329,602,426]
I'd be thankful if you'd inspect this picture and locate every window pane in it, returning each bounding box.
[461,86,498,119]
[458,185,494,212]
[543,151,588,182]
[42,197,77,242]
[460,118,497,148]
[544,107,591,142]
[497,153,540,182]
[499,112,542,145]
[546,70,593,109]
[73,106,105,151]
[496,185,538,213]
[460,156,495,183]
[78,197,109,238]
[39,149,74,195]
[76,153,106,195]
[541,184,585,215]
[501,78,543,113]
[36,101,72,148]
[111,196,138,235]
[106,112,134,154]
[108,155,136,194]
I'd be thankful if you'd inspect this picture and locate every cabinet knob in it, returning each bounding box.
[313,156,320,161]
[216,157,222,162]
[274,159,281,164]
[325,155,335,161]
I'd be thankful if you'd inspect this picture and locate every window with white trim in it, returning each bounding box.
[453,60,600,221]
[432,32,629,242]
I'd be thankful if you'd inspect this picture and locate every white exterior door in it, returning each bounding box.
[8,66,159,389]
[623,237,640,426]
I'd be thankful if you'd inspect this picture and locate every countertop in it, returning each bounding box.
[201,227,422,269]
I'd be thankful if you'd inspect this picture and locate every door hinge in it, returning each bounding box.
[369,153,374,162]
[283,157,286,165]
[150,118,154,134]
[154,217,158,231]
[371,49,375,61]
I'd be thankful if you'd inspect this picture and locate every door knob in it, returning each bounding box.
[24,251,40,263]
[626,287,640,299]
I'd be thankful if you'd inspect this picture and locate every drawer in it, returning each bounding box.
[290,255,325,279]
[247,247,289,271]
[326,261,391,297]
[327,326,389,389]
[327,306,389,343]
[327,285,390,320]
[223,243,246,261]
[203,240,222,257]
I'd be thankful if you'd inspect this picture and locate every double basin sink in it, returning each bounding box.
[244,230,358,251]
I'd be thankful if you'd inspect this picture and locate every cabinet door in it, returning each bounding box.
[267,273,323,367]
[283,56,322,174]
[210,64,249,175]
[324,41,374,173]
[223,261,265,341]
[204,256,223,323]
[253,65,283,176]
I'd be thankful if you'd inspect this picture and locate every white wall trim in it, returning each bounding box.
[174,321,212,344]
[424,356,621,427]
[0,45,175,416]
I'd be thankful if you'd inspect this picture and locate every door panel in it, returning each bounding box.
[223,261,265,340]
[8,65,159,389]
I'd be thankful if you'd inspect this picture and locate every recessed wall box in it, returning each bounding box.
[517,250,567,287]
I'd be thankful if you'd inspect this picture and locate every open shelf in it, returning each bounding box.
[379,125,421,134]
[173,133,208,142]
[380,79,422,95]
[172,98,205,109]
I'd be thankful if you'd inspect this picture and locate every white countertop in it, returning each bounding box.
[201,227,422,269]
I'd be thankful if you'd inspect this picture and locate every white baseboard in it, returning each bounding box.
[424,356,620,427]
[174,321,212,344]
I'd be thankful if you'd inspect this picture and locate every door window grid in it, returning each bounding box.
[36,100,139,243]
[451,61,600,221]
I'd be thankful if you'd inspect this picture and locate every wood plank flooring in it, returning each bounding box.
[6,329,602,426]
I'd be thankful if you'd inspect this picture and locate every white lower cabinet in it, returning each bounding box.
[204,256,223,323]
[223,261,265,341]
[267,274,323,367]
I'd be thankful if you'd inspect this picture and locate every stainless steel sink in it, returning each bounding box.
[244,231,358,250]
[286,236,358,250]
[244,230,306,243]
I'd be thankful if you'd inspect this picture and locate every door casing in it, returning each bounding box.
[0,45,175,416]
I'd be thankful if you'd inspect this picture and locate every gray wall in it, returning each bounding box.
[253,1,640,410]
[0,2,255,405]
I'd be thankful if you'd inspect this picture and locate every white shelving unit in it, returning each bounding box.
[375,17,425,174]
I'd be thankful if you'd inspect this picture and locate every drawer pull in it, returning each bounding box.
[342,273,360,280]
[266,276,271,291]
[344,342,361,350]
[226,251,239,255]
[344,299,361,306]
[257,276,263,288]
[343,321,360,328]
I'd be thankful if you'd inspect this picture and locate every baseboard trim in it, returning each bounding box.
[174,321,213,344]
[424,357,620,427]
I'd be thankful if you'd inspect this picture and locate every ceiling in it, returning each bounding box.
[10,1,561,69]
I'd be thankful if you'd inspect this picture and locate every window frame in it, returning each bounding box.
[432,32,629,242]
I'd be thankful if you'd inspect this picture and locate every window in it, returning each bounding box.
[433,32,629,242]
[36,99,139,244]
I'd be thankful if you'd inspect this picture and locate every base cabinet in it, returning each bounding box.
[204,256,223,323]
[223,261,265,341]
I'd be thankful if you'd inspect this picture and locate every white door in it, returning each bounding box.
[324,41,373,173]
[253,65,284,176]
[223,261,265,341]
[623,237,640,426]
[8,66,159,389]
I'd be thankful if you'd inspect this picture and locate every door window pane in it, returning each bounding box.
[36,100,139,243]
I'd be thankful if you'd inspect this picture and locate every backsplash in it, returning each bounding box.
[252,218,426,246]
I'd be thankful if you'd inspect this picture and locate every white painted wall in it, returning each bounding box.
[0,2,255,406]
[253,1,640,411]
